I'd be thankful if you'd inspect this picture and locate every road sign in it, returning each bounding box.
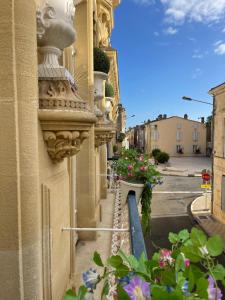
[202,173,210,182]
[201,184,211,189]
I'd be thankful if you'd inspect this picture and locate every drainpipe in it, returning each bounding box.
[211,95,215,215]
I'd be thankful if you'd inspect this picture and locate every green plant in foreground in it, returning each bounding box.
[94,47,110,74]
[65,228,225,300]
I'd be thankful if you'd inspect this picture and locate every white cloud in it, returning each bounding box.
[222,28,225,32]
[192,53,203,59]
[192,68,202,79]
[214,42,225,55]
[214,40,222,46]
[164,26,178,35]
[161,0,225,24]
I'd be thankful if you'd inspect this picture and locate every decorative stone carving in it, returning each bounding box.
[37,0,97,163]
[97,10,111,47]
[95,130,114,147]
[37,0,75,49]
[43,130,89,163]
[39,80,88,111]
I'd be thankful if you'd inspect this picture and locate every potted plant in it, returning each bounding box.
[94,47,110,100]
[116,148,161,233]
[65,228,225,300]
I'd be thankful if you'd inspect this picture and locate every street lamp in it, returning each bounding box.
[182,96,213,106]
[126,114,135,119]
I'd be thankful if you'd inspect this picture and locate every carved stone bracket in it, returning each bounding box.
[95,122,116,147]
[43,130,89,163]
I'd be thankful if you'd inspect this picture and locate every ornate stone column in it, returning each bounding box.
[75,0,98,240]
[100,144,108,199]
[0,0,42,299]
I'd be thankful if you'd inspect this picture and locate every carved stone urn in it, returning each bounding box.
[94,71,108,101]
[36,0,96,163]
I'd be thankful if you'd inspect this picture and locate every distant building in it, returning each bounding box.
[145,115,206,156]
[127,115,207,156]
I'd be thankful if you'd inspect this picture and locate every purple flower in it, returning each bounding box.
[123,276,151,300]
[208,276,223,300]
[82,268,100,291]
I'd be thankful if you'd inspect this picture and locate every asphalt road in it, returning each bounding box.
[145,175,203,257]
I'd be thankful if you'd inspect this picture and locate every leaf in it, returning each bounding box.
[101,280,109,300]
[118,250,139,269]
[190,228,207,247]
[151,286,183,300]
[196,277,208,299]
[115,264,130,277]
[152,252,160,261]
[161,270,176,286]
[181,245,202,262]
[93,251,104,267]
[77,286,87,300]
[206,235,223,257]
[175,253,185,272]
[64,289,77,300]
[211,264,225,281]
[107,255,123,268]
[186,265,204,292]
[169,232,179,244]
[117,285,130,300]
[178,229,190,242]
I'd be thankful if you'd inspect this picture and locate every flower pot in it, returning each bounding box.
[94,71,108,101]
[119,180,144,207]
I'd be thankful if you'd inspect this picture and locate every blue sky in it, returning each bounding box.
[111,0,225,128]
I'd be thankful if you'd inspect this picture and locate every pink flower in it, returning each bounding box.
[159,249,174,267]
[185,259,190,268]
[128,173,133,177]
[140,166,146,172]
[127,165,133,170]
[139,155,144,161]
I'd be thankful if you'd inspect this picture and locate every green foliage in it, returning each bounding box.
[65,228,225,300]
[152,148,161,157]
[156,151,170,163]
[105,82,115,97]
[94,47,110,74]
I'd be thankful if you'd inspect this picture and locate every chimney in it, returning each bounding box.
[201,117,205,123]
[184,114,188,119]
[158,114,162,120]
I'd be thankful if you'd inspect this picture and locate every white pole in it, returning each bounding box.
[62,227,129,232]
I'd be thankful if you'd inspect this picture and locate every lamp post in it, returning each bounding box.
[182,96,213,106]
[182,95,214,215]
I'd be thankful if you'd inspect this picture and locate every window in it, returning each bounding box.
[152,130,159,141]
[177,145,183,154]
[193,145,200,153]
[176,131,182,142]
[177,123,182,129]
[193,130,199,142]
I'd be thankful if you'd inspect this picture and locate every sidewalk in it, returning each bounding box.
[191,193,225,251]
[155,157,212,177]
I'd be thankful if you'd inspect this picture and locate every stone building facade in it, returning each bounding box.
[0,0,120,299]
[209,83,225,225]
[127,115,206,157]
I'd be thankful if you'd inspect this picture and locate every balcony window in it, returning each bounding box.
[176,131,182,142]
[192,130,199,142]
[177,145,183,154]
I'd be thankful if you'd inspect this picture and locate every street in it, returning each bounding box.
[145,175,203,257]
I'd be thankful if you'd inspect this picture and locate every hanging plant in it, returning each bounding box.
[105,82,115,98]
[94,47,110,74]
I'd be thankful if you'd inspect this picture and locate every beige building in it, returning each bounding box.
[209,83,225,225]
[144,115,207,157]
[0,0,120,299]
